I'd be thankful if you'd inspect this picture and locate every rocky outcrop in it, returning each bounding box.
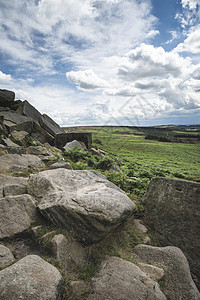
[27,169,136,244]
[88,256,167,300]
[143,177,200,288]
[0,255,63,300]
[0,245,15,268]
[0,194,38,239]
[0,154,44,174]
[134,244,200,300]
[0,89,15,108]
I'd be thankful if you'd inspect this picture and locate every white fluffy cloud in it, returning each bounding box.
[0,71,12,82]
[181,0,200,10]
[174,26,200,53]
[66,69,109,90]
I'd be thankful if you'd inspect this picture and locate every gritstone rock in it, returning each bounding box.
[0,89,15,108]
[0,245,15,268]
[0,255,63,300]
[134,244,200,300]
[27,169,136,244]
[143,177,200,289]
[88,256,166,300]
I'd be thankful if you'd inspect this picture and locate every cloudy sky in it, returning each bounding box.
[0,0,200,126]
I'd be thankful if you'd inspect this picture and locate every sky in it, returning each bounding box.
[0,0,200,127]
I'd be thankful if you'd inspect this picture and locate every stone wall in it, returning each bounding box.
[55,132,92,149]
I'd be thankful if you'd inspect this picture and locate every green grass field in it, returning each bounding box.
[63,126,200,198]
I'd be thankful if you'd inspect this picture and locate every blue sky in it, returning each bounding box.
[0,0,200,126]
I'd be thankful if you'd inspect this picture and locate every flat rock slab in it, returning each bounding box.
[28,169,136,244]
[0,194,38,239]
[0,174,28,197]
[0,255,63,300]
[88,256,166,300]
[0,111,31,125]
[0,245,15,268]
[0,154,44,174]
[134,244,200,300]
[17,100,42,124]
[39,114,65,137]
[143,177,200,289]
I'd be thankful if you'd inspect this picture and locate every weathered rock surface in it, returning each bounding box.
[134,244,200,300]
[0,154,44,173]
[64,139,85,150]
[1,136,20,148]
[0,245,15,268]
[51,234,88,271]
[49,159,73,170]
[39,114,65,137]
[0,89,15,107]
[0,174,28,197]
[27,169,136,244]
[0,255,63,300]
[88,256,166,300]
[143,177,200,289]
[17,100,42,124]
[0,194,38,239]
[0,110,31,127]
[10,130,29,146]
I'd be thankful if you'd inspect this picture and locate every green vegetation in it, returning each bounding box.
[63,126,200,199]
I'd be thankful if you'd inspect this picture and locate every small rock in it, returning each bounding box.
[0,245,15,268]
[64,139,85,150]
[134,219,148,234]
[10,130,29,146]
[51,234,88,271]
[49,160,73,170]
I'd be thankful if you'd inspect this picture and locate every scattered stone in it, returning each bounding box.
[0,154,44,174]
[49,159,73,170]
[64,139,85,150]
[0,194,38,239]
[51,234,88,271]
[143,177,200,289]
[0,174,28,197]
[39,114,65,137]
[0,89,15,107]
[0,245,15,268]
[28,169,136,244]
[134,244,200,300]
[143,236,152,245]
[88,256,166,300]
[0,255,64,300]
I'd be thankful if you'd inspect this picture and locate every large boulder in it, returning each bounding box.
[0,194,38,239]
[0,174,28,197]
[27,169,136,244]
[143,177,200,289]
[88,256,166,300]
[39,114,65,137]
[0,154,44,174]
[134,244,200,300]
[0,111,31,127]
[0,245,15,268]
[0,255,63,300]
[0,89,15,107]
[17,100,42,124]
